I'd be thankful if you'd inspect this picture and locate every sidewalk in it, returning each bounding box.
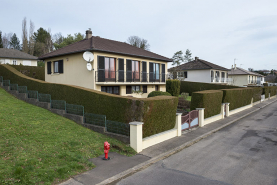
[61,97,277,185]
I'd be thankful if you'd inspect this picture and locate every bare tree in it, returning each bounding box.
[2,32,13,48]
[22,17,29,53]
[45,28,53,53]
[127,36,150,50]
[28,20,35,55]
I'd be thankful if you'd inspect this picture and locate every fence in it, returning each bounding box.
[106,120,130,136]
[10,84,18,91]
[66,103,84,116]
[38,93,51,103]
[18,86,27,93]
[84,113,106,127]
[28,90,38,99]
[3,80,10,86]
[51,100,66,110]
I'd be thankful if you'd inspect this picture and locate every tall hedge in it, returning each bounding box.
[166,79,180,97]
[148,91,172,98]
[10,65,45,81]
[222,88,254,110]
[252,87,263,102]
[0,64,178,138]
[190,90,223,119]
[263,87,269,98]
[180,81,239,96]
[269,86,277,97]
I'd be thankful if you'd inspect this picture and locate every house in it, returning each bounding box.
[0,48,38,66]
[168,57,230,84]
[38,30,172,98]
[228,65,265,86]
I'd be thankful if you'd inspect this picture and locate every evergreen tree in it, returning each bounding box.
[184,49,193,63]
[10,33,21,50]
[172,50,184,66]
[0,31,3,48]
[33,27,52,56]
[53,33,84,50]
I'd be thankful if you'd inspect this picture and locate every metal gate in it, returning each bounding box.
[181,110,199,131]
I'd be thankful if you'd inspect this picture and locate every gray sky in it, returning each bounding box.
[1,0,277,70]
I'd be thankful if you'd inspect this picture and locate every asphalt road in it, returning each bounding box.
[117,101,277,185]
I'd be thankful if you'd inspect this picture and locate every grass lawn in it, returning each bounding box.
[0,88,135,185]
[179,95,191,101]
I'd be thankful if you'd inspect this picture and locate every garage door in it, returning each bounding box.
[23,60,31,66]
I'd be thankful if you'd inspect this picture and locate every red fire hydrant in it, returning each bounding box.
[103,141,110,160]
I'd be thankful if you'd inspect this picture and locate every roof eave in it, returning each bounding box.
[0,56,38,60]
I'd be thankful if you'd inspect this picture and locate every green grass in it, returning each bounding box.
[0,88,135,185]
[179,95,191,101]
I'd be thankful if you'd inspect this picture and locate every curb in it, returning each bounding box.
[97,98,277,185]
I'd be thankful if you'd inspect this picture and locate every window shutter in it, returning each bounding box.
[98,56,105,82]
[126,59,132,71]
[126,59,132,82]
[58,60,63,73]
[47,62,51,74]
[161,64,165,82]
[118,58,124,82]
[142,62,147,82]
[142,61,147,72]
[149,62,154,82]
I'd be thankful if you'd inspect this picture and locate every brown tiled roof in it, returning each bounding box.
[168,58,229,71]
[39,36,172,62]
[228,67,264,77]
[0,48,38,60]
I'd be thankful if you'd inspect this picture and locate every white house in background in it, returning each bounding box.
[228,65,265,86]
[168,57,231,84]
[0,48,38,66]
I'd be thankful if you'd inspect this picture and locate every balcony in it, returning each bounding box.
[95,71,166,83]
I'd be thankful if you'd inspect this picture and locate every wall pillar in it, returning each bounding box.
[225,103,230,117]
[196,108,205,127]
[269,93,271,99]
[129,122,144,152]
[175,113,182,136]
[221,103,225,119]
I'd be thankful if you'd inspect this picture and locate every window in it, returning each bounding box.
[54,60,63,73]
[126,85,140,94]
[184,71,188,78]
[132,85,140,92]
[13,60,17,65]
[101,86,119,95]
[149,63,160,82]
[105,57,116,81]
[47,62,52,74]
[127,60,140,82]
[155,85,159,91]
[143,85,147,93]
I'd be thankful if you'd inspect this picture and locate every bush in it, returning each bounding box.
[166,79,180,97]
[269,86,277,97]
[263,83,268,86]
[148,91,172,98]
[10,65,45,81]
[252,87,263,102]
[263,87,269,98]
[222,88,254,110]
[180,81,239,96]
[0,64,178,138]
[190,90,223,118]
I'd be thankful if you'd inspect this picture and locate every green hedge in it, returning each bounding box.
[148,91,172,98]
[180,81,239,96]
[10,64,45,81]
[252,87,263,102]
[166,79,180,97]
[190,90,223,119]
[0,64,178,138]
[263,87,269,98]
[222,88,254,110]
[269,86,277,97]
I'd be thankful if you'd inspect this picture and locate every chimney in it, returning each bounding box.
[86,29,92,39]
[195,57,199,61]
[234,64,236,70]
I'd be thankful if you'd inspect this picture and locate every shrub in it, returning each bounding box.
[190,90,223,119]
[10,65,45,81]
[166,79,180,97]
[222,88,254,110]
[263,83,268,86]
[0,64,178,138]
[180,81,239,96]
[148,91,172,98]
[263,87,269,98]
[252,87,263,102]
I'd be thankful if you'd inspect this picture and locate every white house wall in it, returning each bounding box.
[230,75,248,86]
[185,70,211,83]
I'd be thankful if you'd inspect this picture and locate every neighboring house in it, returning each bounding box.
[0,48,38,66]
[168,57,230,84]
[258,70,270,74]
[228,65,265,86]
[38,30,171,98]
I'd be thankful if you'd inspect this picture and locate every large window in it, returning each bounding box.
[13,60,17,65]
[53,60,63,74]
[105,57,116,81]
[101,86,119,95]
[149,63,160,82]
[126,85,140,94]
[127,60,140,82]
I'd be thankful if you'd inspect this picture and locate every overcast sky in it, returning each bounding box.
[1,0,277,70]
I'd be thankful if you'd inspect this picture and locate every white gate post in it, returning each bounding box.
[196,108,205,127]
[129,122,144,153]
[221,103,225,119]
[176,113,182,136]
[225,103,230,117]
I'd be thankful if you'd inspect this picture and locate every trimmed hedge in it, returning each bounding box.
[11,64,45,81]
[252,87,263,102]
[148,91,172,98]
[166,79,180,97]
[269,86,277,97]
[222,88,254,110]
[180,81,240,96]
[190,90,223,119]
[0,64,178,138]
[263,87,269,98]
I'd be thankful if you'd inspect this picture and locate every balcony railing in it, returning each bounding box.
[95,71,166,83]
